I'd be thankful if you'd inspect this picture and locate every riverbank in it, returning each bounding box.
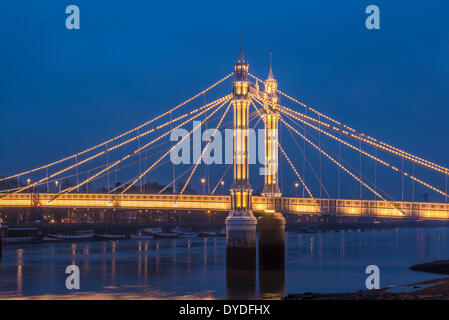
[285,260,449,300]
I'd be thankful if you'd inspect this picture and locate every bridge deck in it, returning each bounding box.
[1,193,449,221]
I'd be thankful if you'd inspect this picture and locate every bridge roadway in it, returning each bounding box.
[1,193,449,221]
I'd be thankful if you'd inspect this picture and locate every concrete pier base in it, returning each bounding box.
[225,213,257,269]
[226,268,257,299]
[225,214,258,249]
[258,212,286,298]
[225,213,257,299]
[258,212,286,268]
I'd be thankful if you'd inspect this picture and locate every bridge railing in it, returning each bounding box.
[1,193,448,220]
[0,193,231,211]
[277,197,449,220]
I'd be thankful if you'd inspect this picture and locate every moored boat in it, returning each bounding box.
[1,226,42,244]
[153,232,178,239]
[45,230,95,241]
[130,233,153,240]
[130,227,161,239]
[178,231,197,238]
[96,233,127,240]
[296,225,320,234]
[198,231,217,237]
[174,227,198,238]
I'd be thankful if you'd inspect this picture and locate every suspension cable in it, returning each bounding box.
[254,88,449,178]
[178,101,232,197]
[0,73,233,183]
[275,99,449,176]
[0,105,234,193]
[251,96,328,198]
[280,117,387,202]
[278,143,313,198]
[158,164,196,194]
[7,95,231,196]
[0,140,171,194]
[118,97,231,197]
[250,72,448,176]
[51,96,231,202]
[284,111,395,201]
[284,117,331,198]
[211,164,232,195]
[280,107,449,199]
[106,143,174,193]
[107,159,171,194]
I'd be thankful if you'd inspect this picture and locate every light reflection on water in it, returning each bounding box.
[1,227,449,299]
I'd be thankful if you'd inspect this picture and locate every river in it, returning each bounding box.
[0,227,447,299]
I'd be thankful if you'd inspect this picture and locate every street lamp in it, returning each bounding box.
[201,178,206,195]
[26,178,35,193]
[294,182,299,198]
[221,180,225,195]
[55,181,59,192]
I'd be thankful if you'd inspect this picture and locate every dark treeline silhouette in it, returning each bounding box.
[92,181,198,195]
[0,178,17,192]
[108,181,197,195]
[0,177,198,195]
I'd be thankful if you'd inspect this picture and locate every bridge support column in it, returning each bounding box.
[256,55,285,298]
[261,53,281,198]
[258,213,285,268]
[226,250,256,299]
[225,215,257,299]
[258,212,285,298]
[226,214,257,266]
[226,51,257,272]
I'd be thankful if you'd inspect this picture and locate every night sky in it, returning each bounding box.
[1,1,448,200]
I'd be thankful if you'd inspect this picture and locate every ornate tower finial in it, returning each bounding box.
[269,53,273,77]
[268,52,274,79]
[261,53,280,198]
[239,31,244,61]
[265,52,277,96]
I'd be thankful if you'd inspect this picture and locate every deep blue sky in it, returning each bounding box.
[1,1,448,199]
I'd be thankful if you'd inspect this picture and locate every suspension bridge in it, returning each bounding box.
[1,52,449,223]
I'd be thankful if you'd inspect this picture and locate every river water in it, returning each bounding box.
[0,227,448,299]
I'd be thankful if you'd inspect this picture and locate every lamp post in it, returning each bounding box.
[294,182,299,198]
[201,178,206,195]
[221,180,225,195]
[27,178,34,193]
[55,181,59,192]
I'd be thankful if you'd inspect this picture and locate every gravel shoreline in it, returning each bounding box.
[285,260,449,300]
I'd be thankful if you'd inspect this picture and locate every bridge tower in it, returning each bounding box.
[258,55,286,275]
[261,54,281,198]
[225,51,257,269]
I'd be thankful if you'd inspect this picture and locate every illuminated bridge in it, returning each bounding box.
[1,51,449,224]
[1,193,449,221]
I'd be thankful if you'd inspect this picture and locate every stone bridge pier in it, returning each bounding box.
[226,52,286,292]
